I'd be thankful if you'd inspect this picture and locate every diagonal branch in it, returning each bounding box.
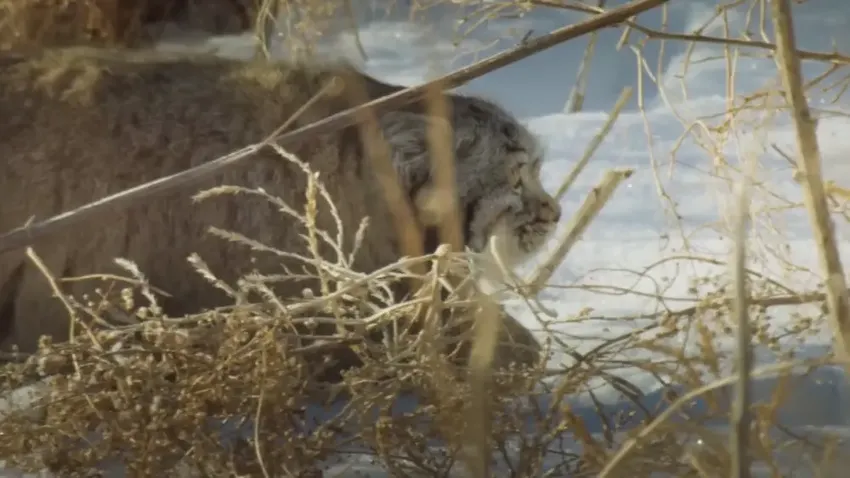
[771,0,850,364]
[0,0,669,254]
[729,166,754,478]
[527,168,634,295]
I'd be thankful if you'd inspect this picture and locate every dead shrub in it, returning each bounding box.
[0,144,552,476]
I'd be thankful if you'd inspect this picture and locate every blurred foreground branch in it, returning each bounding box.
[730,169,754,478]
[771,0,850,365]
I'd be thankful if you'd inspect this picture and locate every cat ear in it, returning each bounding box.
[377,111,452,193]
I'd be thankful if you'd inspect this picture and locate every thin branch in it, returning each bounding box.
[564,0,606,113]
[772,0,850,365]
[729,168,753,478]
[598,357,846,477]
[253,0,280,60]
[0,0,669,254]
[462,286,502,478]
[343,0,368,62]
[591,288,837,324]
[343,77,427,275]
[423,80,464,252]
[532,0,850,65]
[556,87,632,201]
[528,168,634,295]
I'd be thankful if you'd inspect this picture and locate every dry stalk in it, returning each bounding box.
[253,0,280,60]
[555,87,633,201]
[253,337,272,478]
[771,0,850,365]
[729,167,754,478]
[528,168,635,294]
[419,61,490,476]
[532,0,850,65]
[343,0,368,62]
[0,0,669,254]
[564,0,607,113]
[260,80,340,148]
[24,248,85,377]
[485,234,557,317]
[420,70,497,474]
[24,249,105,353]
[342,77,426,275]
[422,80,464,252]
[597,357,842,477]
[462,291,502,478]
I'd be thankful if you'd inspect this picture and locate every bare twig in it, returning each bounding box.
[555,87,633,201]
[729,169,753,478]
[529,168,634,294]
[0,0,669,254]
[343,76,427,273]
[564,0,606,113]
[343,0,368,62]
[254,0,279,60]
[532,0,850,65]
[462,293,502,478]
[598,357,845,477]
[772,0,850,364]
[423,79,464,252]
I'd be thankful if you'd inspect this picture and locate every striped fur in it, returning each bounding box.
[0,47,559,367]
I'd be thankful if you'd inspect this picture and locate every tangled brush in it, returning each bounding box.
[0,144,550,476]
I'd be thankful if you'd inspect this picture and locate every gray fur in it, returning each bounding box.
[381,97,560,264]
[0,46,560,362]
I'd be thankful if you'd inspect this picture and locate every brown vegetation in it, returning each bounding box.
[0,0,258,50]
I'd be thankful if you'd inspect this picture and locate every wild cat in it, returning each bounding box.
[0,46,561,370]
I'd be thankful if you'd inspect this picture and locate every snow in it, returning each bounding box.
[4,0,850,476]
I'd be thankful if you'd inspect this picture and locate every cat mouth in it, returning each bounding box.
[514,221,557,254]
[517,220,557,238]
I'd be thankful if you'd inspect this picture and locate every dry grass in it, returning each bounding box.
[2,0,850,476]
[0,0,259,50]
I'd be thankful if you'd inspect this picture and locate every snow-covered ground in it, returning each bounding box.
[5,0,850,476]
